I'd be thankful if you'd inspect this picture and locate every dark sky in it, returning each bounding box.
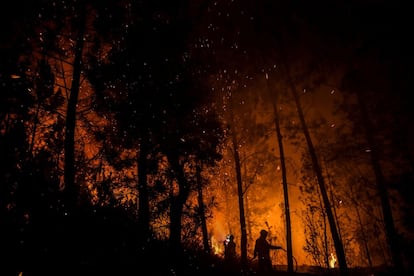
[1,0,412,65]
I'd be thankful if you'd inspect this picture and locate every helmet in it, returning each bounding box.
[260,229,268,236]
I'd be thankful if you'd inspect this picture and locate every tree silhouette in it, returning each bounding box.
[341,64,404,275]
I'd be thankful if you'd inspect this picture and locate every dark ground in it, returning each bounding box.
[2,208,408,276]
[5,253,401,276]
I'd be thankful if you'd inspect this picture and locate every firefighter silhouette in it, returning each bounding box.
[223,234,236,262]
[253,229,282,273]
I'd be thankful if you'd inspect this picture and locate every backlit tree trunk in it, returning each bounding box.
[137,137,150,243]
[283,63,349,276]
[196,164,211,254]
[168,156,190,257]
[356,88,404,274]
[266,73,294,273]
[350,184,373,270]
[229,106,248,273]
[64,4,86,210]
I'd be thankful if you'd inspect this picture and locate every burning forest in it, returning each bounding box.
[1,0,413,275]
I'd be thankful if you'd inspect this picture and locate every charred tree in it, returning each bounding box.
[196,163,211,255]
[350,77,404,274]
[357,89,404,275]
[266,73,294,273]
[350,184,373,270]
[227,104,249,273]
[340,58,405,274]
[63,3,86,210]
[230,125,248,273]
[281,56,349,275]
[168,154,191,257]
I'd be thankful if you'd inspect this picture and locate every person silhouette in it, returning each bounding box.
[224,234,236,263]
[253,229,282,273]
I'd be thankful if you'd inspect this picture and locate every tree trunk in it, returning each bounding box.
[318,189,329,268]
[170,194,184,251]
[350,184,373,270]
[266,73,294,273]
[284,64,349,276]
[63,4,86,211]
[196,164,211,254]
[356,89,404,274]
[168,157,190,259]
[229,110,248,273]
[137,138,150,243]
